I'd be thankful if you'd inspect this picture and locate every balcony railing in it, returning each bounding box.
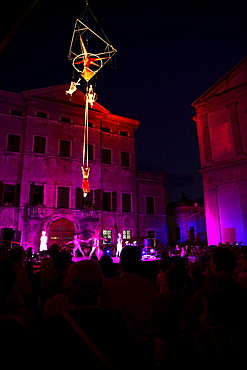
[26,206,98,220]
[79,209,99,221]
[28,205,45,218]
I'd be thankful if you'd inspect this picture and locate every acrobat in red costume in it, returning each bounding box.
[81,166,90,197]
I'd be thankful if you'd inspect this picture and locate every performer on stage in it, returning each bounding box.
[84,230,108,259]
[40,230,48,252]
[66,235,86,258]
[116,232,123,257]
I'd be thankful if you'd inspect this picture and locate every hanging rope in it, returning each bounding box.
[81,85,97,197]
[68,0,116,198]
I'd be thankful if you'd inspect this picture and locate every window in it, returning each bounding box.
[102,127,110,133]
[76,188,83,209]
[147,230,155,239]
[29,184,44,205]
[121,152,130,167]
[122,193,131,212]
[7,134,21,152]
[36,111,47,119]
[59,140,71,157]
[33,136,46,154]
[188,221,196,241]
[120,131,128,136]
[11,109,22,116]
[76,188,94,209]
[146,196,155,214]
[123,230,132,239]
[83,144,94,160]
[102,149,111,164]
[175,223,181,242]
[0,183,20,206]
[4,185,15,205]
[94,189,102,210]
[103,230,112,243]
[189,227,195,241]
[57,187,70,208]
[103,191,117,212]
[61,116,71,123]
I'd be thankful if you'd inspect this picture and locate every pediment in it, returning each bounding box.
[192,56,247,106]
[22,84,109,113]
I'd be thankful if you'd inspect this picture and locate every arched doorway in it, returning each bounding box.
[49,218,75,248]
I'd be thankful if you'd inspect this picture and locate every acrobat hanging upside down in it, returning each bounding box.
[81,166,90,197]
[66,78,81,97]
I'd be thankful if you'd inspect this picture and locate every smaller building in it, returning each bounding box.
[166,194,207,246]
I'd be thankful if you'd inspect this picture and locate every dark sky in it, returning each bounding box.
[0,0,246,203]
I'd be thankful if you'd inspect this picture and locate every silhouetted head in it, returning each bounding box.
[158,258,171,273]
[165,265,187,293]
[172,255,186,270]
[203,273,247,328]
[0,244,7,259]
[5,249,21,265]
[63,260,103,306]
[48,243,59,258]
[0,258,16,302]
[98,255,117,279]
[53,251,72,272]
[210,247,236,275]
[120,245,141,273]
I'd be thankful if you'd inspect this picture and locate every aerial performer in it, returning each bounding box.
[67,1,117,198]
[81,165,90,197]
[66,78,81,97]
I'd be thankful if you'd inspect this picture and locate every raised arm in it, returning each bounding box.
[65,241,73,245]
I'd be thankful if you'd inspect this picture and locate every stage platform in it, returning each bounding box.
[72,256,160,263]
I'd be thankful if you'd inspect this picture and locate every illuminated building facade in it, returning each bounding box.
[0,84,167,251]
[166,194,206,246]
[192,57,247,245]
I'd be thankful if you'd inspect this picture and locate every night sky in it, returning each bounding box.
[0,0,246,203]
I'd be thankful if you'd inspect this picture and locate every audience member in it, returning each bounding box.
[98,255,118,280]
[42,260,131,369]
[39,243,59,282]
[5,248,32,302]
[180,247,238,335]
[0,258,37,339]
[99,245,157,368]
[40,250,72,310]
[156,257,171,293]
[155,265,189,369]
[179,272,247,370]
[0,243,7,259]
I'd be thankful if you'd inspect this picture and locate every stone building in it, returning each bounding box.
[0,84,167,252]
[166,194,206,246]
[192,56,247,245]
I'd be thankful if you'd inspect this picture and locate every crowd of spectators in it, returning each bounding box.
[1,240,247,369]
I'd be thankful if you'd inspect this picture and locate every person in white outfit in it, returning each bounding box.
[116,233,123,257]
[40,231,48,252]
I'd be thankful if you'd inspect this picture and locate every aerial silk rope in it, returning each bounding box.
[81,85,97,197]
[81,85,90,197]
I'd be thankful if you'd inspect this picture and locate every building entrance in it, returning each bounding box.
[49,218,75,248]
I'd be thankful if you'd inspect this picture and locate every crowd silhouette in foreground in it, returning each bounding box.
[1,241,247,369]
